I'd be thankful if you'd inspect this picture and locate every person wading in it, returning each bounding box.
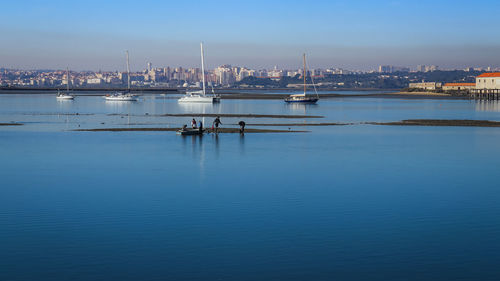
[213,116,222,134]
[238,121,246,134]
[198,120,203,132]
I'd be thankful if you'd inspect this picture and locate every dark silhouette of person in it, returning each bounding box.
[213,116,222,133]
[198,120,203,132]
[238,121,246,134]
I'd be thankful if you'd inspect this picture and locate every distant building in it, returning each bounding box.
[379,65,392,73]
[87,78,103,85]
[442,83,475,91]
[425,65,439,72]
[379,65,410,73]
[416,65,438,72]
[409,82,442,90]
[476,73,500,90]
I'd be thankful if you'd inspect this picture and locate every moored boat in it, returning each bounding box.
[104,51,138,102]
[104,93,138,101]
[57,68,74,100]
[285,54,319,104]
[178,43,220,103]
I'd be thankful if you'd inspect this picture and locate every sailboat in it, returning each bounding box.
[285,54,319,103]
[56,68,74,100]
[105,50,138,101]
[178,43,220,103]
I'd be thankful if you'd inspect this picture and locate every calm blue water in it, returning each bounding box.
[1,92,500,280]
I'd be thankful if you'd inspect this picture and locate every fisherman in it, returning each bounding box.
[238,120,246,134]
[198,120,203,132]
[213,116,222,133]
[191,118,197,129]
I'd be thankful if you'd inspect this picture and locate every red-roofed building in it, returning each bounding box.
[476,73,500,89]
[443,83,476,91]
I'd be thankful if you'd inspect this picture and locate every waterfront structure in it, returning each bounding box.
[409,82,442,90]
[470,73,500,100]
[442,83,476,91]
[476,73,500,90]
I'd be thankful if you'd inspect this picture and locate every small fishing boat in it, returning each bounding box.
[178,43,220,103]
[176,128,205,136]
[285,54,319,103]
[105,50,138,102]
[56,68,74,100]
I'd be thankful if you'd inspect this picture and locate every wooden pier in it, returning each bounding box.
[469,89,500,100]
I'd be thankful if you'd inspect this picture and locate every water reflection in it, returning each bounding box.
[214,134,220,158]
[177,102,219,113]
[179,134,207,181]
[239,134,245,155]
[475,100,500,112]
[286,102,318,114]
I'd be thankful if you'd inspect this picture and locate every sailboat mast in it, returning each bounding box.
[200,42,206,96]
[303,53,306,95]
[126,50,131,92]
[66,67,70,93]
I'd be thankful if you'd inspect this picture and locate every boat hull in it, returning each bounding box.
[56,95,74,100]
[284,97,319,103]
[176,129,205,135]
[178,95,218,103]
[104,94,138,101]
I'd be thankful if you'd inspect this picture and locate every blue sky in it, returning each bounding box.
[1,0,499,70]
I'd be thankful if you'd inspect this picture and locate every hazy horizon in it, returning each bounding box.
[2,0,500,71]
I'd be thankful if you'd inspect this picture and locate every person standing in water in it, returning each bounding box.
[198,120,203,132]
[213,116,222,133]
[238,121,246,134]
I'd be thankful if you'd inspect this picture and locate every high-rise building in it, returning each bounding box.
[378,65,392,73]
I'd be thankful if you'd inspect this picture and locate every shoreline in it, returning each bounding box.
[74,127,308,133]
[108,113,324,119]
[368,119,500,127]
[0,89,467,100]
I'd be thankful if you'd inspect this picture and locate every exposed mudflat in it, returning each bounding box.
[245,122,348,126]
[0,123,23,126]
[74,127,307,133]
[108,113,323,119]
[369,119,500,127]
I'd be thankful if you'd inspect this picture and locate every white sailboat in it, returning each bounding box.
[179,43,220,103]
[285,54,319,103]
[105,50,138,101]
[57,68,74,100]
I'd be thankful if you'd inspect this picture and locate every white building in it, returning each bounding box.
[409,82,442,90]
[87,78,103,85]
[476,73,500,90]
[442,83,475,91]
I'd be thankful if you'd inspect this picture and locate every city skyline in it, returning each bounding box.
[2,0,500,71]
